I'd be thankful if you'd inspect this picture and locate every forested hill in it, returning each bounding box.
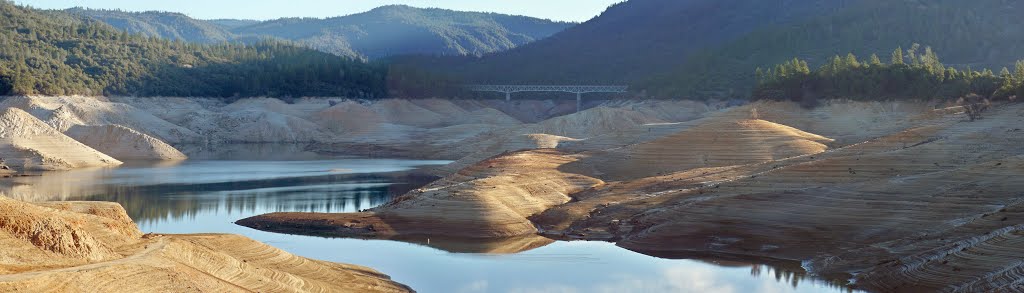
[206,19,260,30]
[399,0,1024,99]
[0,1,385,99]
[645,0,1024,98]
[395,0,853,86]
[67,5,573,59]
[63,8,234,43]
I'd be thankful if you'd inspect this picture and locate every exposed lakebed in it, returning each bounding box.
[2,146,858,293]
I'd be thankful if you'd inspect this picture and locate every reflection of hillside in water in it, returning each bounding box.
[4,169,436,225]
[633,250,857,292]
[105,172,437,225]
[747,264,853,292]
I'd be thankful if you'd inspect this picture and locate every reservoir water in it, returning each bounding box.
[1,146,858,293]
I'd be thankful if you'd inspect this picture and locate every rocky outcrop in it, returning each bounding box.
[0,108,122,171]
[0,197,411,292]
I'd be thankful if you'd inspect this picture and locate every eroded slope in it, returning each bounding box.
[0,108,122,171]
[239,149,604,238]
[0,197,411,292]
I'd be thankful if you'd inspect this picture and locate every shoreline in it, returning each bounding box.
[236,101,1024,292]
[0,198,413,292]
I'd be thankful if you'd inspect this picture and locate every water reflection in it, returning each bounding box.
[343,235,558,255]
[0,158,444,231]
[177,143,334,161]
[2,154,861,293]
[88,178,424,227]
[628,251,857,292]
[294,237,861,293]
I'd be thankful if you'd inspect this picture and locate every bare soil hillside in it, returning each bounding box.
[240,149,604,238]
[241,100,1024,292]
[65,125,187,161]
[0,108,122,171]
[0,197,411,292]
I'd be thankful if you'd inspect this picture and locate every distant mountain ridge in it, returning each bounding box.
[66,5,573,59]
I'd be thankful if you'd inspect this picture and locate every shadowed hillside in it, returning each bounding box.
[397,0,1024,99]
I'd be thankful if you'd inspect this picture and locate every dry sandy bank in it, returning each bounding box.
[0,197,411,292]
[240,149,604,238]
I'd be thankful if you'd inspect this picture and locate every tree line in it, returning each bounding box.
[753,45,1024,107]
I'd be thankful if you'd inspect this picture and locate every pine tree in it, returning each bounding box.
[921,46,944,75]
[869,54,882,66]
[845,53,860,68]
[907,43,921,66]
[753,46,1008,103]
[891,47,905,65]
[1015,60,1024,83]
[798,60,810,74]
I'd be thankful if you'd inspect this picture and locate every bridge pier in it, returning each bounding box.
[576,92,582,113]
[505,92,511,102]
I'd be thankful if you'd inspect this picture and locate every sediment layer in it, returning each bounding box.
[0,108,122,171]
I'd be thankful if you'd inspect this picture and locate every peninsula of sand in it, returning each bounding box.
[2,94,1023,292]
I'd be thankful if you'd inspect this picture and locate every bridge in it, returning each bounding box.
[467,85,629,112]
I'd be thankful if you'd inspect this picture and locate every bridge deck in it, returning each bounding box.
[467,85,628,94]
[467,85,629,112]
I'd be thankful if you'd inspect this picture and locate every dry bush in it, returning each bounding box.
[958,93,991,121]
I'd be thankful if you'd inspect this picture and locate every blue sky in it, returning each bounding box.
[15,0,622,22]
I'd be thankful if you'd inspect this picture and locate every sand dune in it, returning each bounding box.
[0,197,411,292]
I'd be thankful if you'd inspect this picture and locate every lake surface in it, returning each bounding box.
[3,146,859,293]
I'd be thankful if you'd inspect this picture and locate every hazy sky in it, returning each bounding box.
[15,0,622,22]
